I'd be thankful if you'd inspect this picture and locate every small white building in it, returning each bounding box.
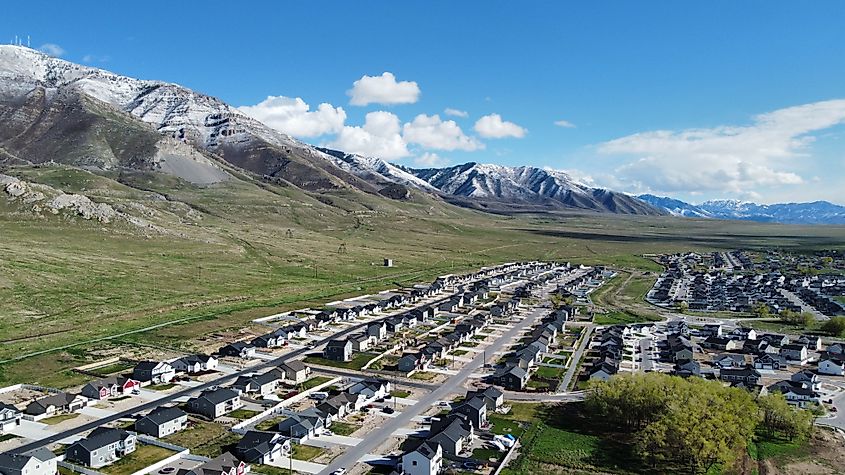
[402,441,442,475]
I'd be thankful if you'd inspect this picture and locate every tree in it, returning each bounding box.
[821,317,845,337]
[758,393,814,441]
[677,301,689,314]
[778,309,815,328]
[752,302,771,319]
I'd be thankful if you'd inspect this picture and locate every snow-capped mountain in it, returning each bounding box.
[407,163,664,214]
[0,45,664,215]
[638,194,845,225]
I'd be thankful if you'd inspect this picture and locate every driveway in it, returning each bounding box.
[266,456,326,474]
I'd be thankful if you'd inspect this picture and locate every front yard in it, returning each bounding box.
[304,352,378,370]
[100,445,176,475]
[291,444,326,461]
[41,413,80,425]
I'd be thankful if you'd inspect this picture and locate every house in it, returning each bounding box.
[347,378,390,400]
[452,396,487,429]
[278,360,310,384]
[277,413,326,440]
[80,376,140,400]
[754,354,788,371]
[428,416,473,456]
[674,359,701,378]
[701,324,723,338]
[367,321,387,341]
[65,428,136,468]
[24,392,88,417]
[0,448,57,475]
[402,440,443,475]
[135,406,188,437]
[828,342,845,355]
[492,365,528,390]
[767,381,820,407]
[0,403,22,433]
[172,355,218,374]
[236,431,290,464]
[398,353,426,374]
[719,366,762,386]
[132,361,176,384]
[732,327,758,341]
[385,317,406,334]
[218,342,256,359]
[324,339,352,362]
[712,354,746,369]
[349,334,371,352]
[702,336,743,352]
[176,452,249,475]
[761,334,790,347]
[464,386,504,411]
[187,388,242,419]
[780,344,809,364]
[233,371,282,397]
[798,335,823,351]
[790,370,822,392]
[250,333,283,349]
[589,363,618,381]
[317,395,352,420]
[818,355,845,376]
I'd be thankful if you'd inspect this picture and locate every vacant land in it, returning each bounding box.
[291,444,325,461]
[165,421,235,456]
[304,352,377,370]
[2,165,845,386]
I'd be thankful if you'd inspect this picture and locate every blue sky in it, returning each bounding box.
[4,1,845,203]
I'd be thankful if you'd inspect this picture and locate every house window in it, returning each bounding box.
[412,461,417,466]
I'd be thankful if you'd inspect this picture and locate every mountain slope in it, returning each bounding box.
[638,194,845,225]
[407,163,664,214]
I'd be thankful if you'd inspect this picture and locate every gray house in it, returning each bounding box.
[65,428,136,468]
[135,406,188,438]
[0,448,57,475]
[236,431,290,464]
[323,339,352,362]
[278,360,310,384]
[187,388,242,419]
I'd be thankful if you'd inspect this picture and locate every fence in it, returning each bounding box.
[491,438,521,475]
[231,376,342,433]
[58,461,104,475]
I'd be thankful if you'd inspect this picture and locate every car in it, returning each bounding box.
[832,407,839,412]
[382,407,395,414]
[437,401,451,408]
[131,389,141,395]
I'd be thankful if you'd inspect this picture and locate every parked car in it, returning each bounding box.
[382,407,395,414]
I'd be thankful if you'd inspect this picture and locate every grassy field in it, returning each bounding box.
[329,421,361,436]
[303,352,377,370]
[594,311,662,326]
[291,444,325,461]
[3,164,845,387]
[101,445,176,475]
[298,376,332,389]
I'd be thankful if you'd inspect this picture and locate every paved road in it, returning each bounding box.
[817,382,845,430]
[558,323,594,391]
[4,296,454,456]
[318,285,553,474]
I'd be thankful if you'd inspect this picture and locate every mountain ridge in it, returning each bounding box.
[638,194,845,225]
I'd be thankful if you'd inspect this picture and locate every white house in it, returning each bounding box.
[402,441,442,475]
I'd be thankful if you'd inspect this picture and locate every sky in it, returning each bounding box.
[3,1,845,204]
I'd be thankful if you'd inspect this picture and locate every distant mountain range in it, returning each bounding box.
[0,44,662,216]
[638,194,845,225]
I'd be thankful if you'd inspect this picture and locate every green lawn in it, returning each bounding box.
[0,434,19,442]
[390,389,411,398]
[291,444,326,461]
[451,349,469,356]
[147,383,178,391]
[101,445,176,475]
[535,365,565,379]
[255,416,286,431]
[41,413,80,425]
[227,409,261,420]
[594,311,661,326]
[410,371,438,381]
[165,421,234,455]
[90,362,135,377]
[299,376,332,390]
[252,465,293,475]
[329,421,361,436]
[303,352,378,370]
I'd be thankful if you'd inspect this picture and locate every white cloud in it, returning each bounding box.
[82,54,110,63]
[554,119,576,128]
[444,108,468,118]
[238,96,346,138]
[402,114,483,151]
[598,99,845,194]
[347,72,420,106]
[415,152,448,167]
[38,43,64,57]
[329,111,410,159]
[474,114,527,139]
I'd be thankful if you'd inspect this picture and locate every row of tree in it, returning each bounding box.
[586,373,815,474]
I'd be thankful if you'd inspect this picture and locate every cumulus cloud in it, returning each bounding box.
[402,114,483,151]
[347,72,420,106]
[415,152,447,167]
[238,96,346,138]
[474,114,527,139]
[554,119,576,128]
[329,111,410,159]
[598,99,845,194]
[444,108,468,118]
[38,43,65,57]
[82,54,110,63]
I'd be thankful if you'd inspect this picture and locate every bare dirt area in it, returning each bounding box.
[760,428,845,475]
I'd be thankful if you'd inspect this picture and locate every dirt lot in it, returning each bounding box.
[759,428,845,475]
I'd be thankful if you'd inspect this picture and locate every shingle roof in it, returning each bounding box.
[140,406,186,425]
